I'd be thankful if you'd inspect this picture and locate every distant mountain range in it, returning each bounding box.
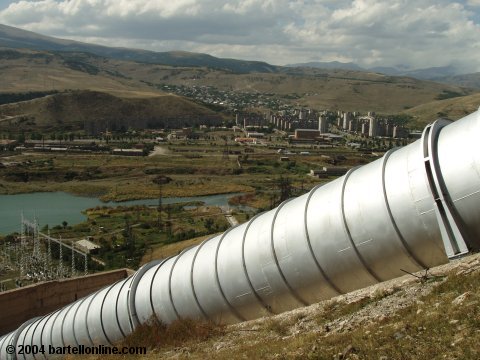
[285,61,365,72]
[0,24,278,74]
[2,23,480,86]
[287,61,469,81]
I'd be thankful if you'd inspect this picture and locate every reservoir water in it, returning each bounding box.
[0,192,247,235]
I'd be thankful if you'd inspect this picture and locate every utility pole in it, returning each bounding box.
[71,240,75,277]
[222,137,230,161]
[59,236,63,278]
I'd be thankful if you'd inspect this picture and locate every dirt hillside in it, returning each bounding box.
[0,90,223,134]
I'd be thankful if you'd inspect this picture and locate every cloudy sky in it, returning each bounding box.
[0,0,480,72]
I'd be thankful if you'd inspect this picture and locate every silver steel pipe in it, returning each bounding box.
[2,109,480,359]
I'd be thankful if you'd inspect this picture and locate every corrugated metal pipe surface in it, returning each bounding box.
[2,109,480,359]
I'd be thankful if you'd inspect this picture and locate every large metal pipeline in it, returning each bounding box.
[2,109,480,359]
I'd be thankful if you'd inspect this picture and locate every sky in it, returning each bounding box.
[0,0,480,72]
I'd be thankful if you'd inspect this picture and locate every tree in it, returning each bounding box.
[204,218,214,232]
[62,221,68,229]
[17,132,25,144]
[30,132,42,140]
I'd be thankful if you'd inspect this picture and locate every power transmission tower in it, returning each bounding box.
[71,240,75,277]
[59,236,63,278]
[32,217,41,259]
[19,213,26,278]
[47,230,52,266]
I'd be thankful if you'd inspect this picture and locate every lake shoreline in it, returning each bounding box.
[0,191,253,236]
[0,180,255,203]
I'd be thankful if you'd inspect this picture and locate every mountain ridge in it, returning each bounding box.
[0,23,278,74]
[287,61,468,82]
[0,46,475,118]
[2,23,478,84]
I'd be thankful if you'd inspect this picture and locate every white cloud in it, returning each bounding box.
[0,0,479,71]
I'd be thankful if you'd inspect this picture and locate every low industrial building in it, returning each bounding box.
[75,239,101,254]
[246,132,265,138]
[295,129,321,140]
[235,137,257,144]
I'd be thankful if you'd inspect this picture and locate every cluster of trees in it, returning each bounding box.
[353,138,408,151]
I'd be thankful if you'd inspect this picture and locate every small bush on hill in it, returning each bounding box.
[122,317,224,350]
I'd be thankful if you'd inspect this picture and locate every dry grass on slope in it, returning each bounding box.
[0,90,221,132]
[0,59,155,95]
[2,47,472,116]
[404,92,480,128]
[122,64,473,114]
